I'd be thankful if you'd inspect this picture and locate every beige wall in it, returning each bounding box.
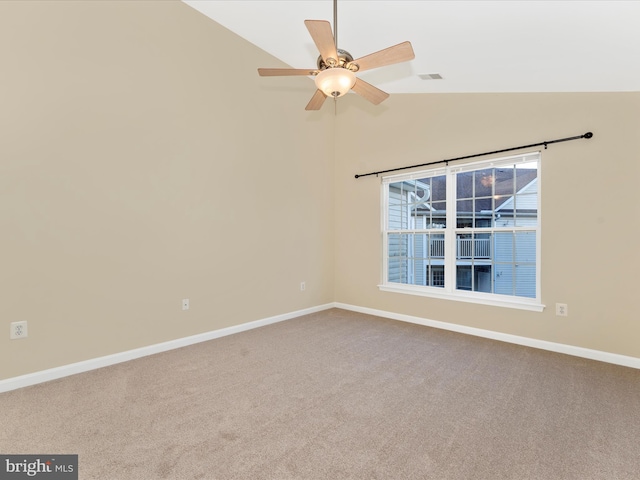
[0,1,335,380]
[2,1,639,382]
[334,92,640,358]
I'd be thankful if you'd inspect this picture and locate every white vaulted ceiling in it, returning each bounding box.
[184,1,640,94]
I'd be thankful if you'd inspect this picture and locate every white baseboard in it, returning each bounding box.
[0,303,334,393]
[3,301,638,393]
[334,302,640,370]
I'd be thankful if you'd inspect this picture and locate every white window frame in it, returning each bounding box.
[379,152,544,312]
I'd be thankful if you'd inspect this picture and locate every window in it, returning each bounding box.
[381,152,543,311]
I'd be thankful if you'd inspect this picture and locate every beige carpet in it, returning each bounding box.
[1,308,639,479]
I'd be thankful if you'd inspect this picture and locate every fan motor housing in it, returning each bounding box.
[317,49,358,72]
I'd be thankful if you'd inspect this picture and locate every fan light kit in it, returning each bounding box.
[314,68,356,98]
[258,0,415,111]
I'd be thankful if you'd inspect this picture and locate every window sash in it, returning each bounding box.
[381,152,541,309]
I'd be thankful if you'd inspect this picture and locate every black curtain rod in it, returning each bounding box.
[354,131,593,179]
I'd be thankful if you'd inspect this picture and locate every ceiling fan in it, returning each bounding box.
[257,0,415,111]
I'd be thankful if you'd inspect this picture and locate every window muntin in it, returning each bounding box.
[382,153,540,308]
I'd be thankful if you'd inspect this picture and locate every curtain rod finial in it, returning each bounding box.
[584,132,593,139]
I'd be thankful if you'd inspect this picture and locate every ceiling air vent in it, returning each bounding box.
[418,73,443,80]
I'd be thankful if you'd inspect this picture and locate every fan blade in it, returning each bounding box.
[304,20,338,65]
[351,78,389,105]
[349,41,415,73]
[258,68,318,77]
[305,89,328,111]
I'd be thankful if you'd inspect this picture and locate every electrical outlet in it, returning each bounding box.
[10,321,28,339]
[182,299,190,311]
[300,281,306,292]
[556,303,568,317]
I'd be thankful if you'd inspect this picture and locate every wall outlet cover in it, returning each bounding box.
[10,321,28,339]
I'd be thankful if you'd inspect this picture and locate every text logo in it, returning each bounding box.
[0,456,77,480]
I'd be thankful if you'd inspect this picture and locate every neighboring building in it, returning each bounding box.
[387,165,538,298]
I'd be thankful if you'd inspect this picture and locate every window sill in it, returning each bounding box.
[378,284,545,312]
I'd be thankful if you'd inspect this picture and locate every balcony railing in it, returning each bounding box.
[429,238,491,259]
[429,238,445,257]
[457,237,491,258]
